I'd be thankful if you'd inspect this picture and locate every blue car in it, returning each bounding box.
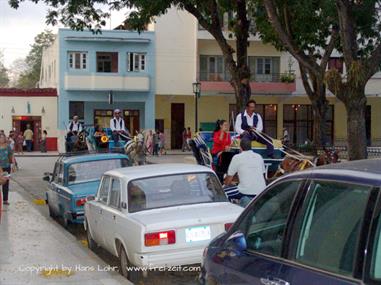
[44,153,129,227]
[201,159,381,285]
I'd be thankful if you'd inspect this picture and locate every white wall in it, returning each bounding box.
[154,7,197,95]
[40,38,59,88]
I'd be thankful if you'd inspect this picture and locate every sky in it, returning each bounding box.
[0,0,128,68]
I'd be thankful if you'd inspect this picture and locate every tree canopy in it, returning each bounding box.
[0,51,10,88]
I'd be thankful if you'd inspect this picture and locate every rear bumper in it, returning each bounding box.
[133,247,204,269]
[67,211,85,223]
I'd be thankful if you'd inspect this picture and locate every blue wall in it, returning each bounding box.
[57,28,155,130]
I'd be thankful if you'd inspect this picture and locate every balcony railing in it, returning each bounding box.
[199,72,295,83]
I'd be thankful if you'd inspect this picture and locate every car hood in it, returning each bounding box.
[130,202,243,231]
[68,180,100,197]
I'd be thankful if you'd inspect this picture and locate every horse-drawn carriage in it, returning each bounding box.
[65,126,146,165]
[189,130,335,182]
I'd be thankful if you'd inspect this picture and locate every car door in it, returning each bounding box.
[90,175,111,246]
[50,162,64,215]
[364,189,381,284]
[279,180,376,285]
[102,176,123,254]
[219,179,305,285]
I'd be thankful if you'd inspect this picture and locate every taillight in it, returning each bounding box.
[76,198,86,207]
[225,223,233,231]
[145,230,176,247]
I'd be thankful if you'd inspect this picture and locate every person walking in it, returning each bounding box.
[145,130,153,155]
[0,133,16,206]
[15,132,24,154]
[159,131,166,155]
[152,130,160,156]
[181,128,190,152]
[23,125,34,152]
[40,130,48,153]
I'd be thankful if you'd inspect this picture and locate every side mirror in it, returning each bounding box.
[226,231,247,253]
[86,195,95,202]
[43,176,51,182]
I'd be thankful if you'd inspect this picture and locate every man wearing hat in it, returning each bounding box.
[110,109,130,145]
[66,115,83,152]
[67,115,83,133]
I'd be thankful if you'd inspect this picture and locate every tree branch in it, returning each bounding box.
[262,0,320,75]
[321,29,338,70]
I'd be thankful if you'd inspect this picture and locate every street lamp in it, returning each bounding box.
[192,81,201,132]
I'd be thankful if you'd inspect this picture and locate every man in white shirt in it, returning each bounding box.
[234,99,274,158]
[224,138,267,206]
[67,115,83,133]
[110,109,130,144]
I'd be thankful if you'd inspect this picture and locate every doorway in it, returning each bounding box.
[171,103,185,149]
[12,116,42,151]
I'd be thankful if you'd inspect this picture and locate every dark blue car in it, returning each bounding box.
[44,153,129,227]
[200,159,381,285]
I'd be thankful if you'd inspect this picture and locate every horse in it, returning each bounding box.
[124,133,146,165]
[313,149,340,166]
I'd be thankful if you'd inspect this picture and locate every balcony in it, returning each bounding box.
[64,74,150,92]
[199,72,296,95]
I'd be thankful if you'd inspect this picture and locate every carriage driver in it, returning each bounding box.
[110,109,131,145]
[235,99,274,158]
[67,115,83,134]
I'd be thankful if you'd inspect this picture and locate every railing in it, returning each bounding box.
[199,72,295,83]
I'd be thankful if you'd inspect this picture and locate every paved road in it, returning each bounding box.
[10,155,199,285]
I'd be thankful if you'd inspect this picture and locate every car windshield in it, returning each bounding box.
[67,159,128,185]
[128,172,227,212]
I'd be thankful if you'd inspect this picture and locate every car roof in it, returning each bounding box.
[282,158,381,186]
[104,163,215,181]
[61,153,129,165]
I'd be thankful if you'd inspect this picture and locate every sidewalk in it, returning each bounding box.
[15,151,60,157]
[0,183,131,285]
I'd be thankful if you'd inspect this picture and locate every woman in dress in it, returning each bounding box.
[211,120,232,182]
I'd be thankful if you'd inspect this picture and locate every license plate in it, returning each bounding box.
[185,226,211,243]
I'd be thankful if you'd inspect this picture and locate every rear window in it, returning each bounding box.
[128,172,227,213]
[67,159,128,185]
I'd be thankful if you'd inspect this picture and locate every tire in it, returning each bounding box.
[119,245,141,283]
[85,221,97,251]
[62,215,71,229]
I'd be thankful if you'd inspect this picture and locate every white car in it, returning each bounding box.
[84,163,243,282]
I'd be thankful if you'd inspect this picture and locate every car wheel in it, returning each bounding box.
[119,245,141,283]
[85,221,97,251]
[62,215,71,229]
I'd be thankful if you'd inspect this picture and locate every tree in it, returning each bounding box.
[10,0,259,113]
[0,51,10,87]
[16,30,55,88]
[324,0,381,160]
[254,0,338,148]
[260,0,380,160]
[8,58,28,87]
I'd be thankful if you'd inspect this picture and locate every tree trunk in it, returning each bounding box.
[311,97,329,148]
[344,93,367,160]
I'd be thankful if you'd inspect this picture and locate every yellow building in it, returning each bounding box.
[154,8,381,149]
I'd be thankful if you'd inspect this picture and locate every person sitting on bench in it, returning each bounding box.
[235,99,274,158]
[223,138,267,207]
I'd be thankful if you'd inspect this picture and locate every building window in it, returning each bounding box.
[248,56,280,82]
[94,109,114,129]
[200,55,227,81]
[96,52,118,73]
[127,52,146,72]
[69,101,84,120]
[328,57,344,74]
[124,110,140,135]
[68,52,87,70]
[283,105,334,146]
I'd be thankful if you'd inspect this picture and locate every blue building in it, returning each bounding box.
[40,28,155,152]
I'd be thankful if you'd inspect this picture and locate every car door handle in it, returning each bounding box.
[260,277,290,285]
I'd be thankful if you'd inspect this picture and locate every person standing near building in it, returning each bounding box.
[153,130,160,156]
[23,125,34,152]
[40,130,48,153]
[159,131,166,155]
[110,109,130,145]
[145,130,153,155]
[0,133,16,206]
[15,132,24,154]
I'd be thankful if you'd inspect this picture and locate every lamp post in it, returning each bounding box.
[192,81,201,133]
